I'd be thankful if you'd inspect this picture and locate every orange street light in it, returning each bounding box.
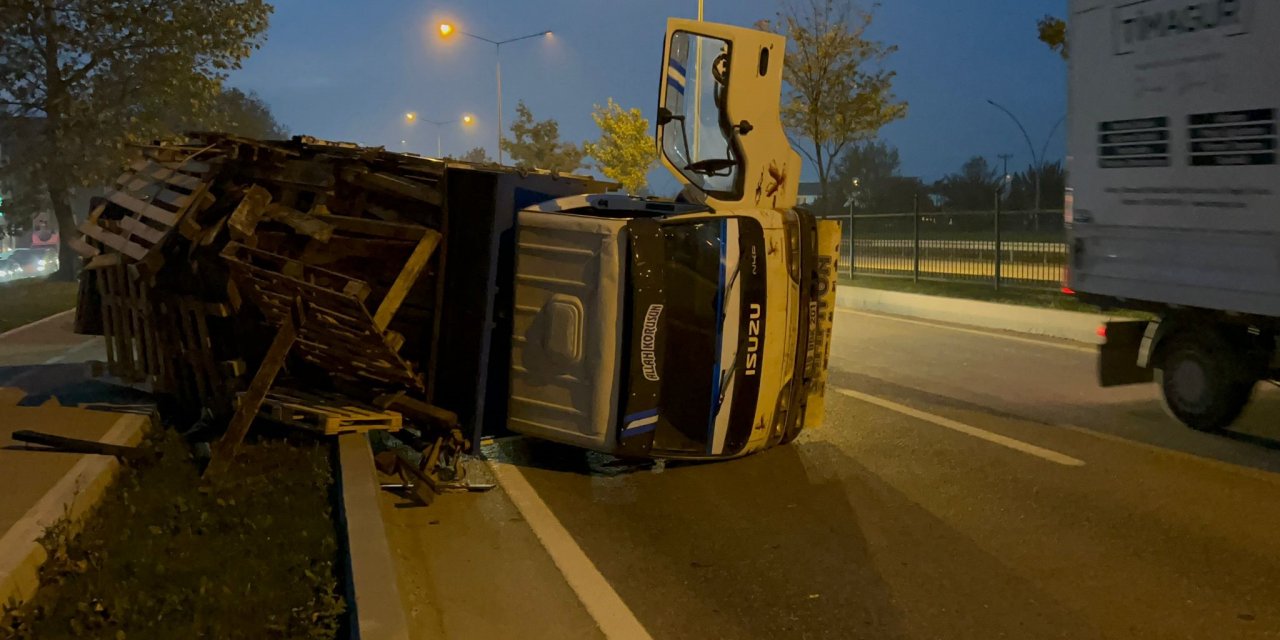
[435,23,554,164]
[407,114,477,157]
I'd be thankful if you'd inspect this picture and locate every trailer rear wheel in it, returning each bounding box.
[1156,332,1255,432]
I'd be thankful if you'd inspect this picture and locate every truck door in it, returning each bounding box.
[656,18,803,212]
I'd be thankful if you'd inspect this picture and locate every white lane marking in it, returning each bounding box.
[833,387,1087,467]
[1057,423,1280,487]
[837,308,1096,354]
[0,308,75,340]
[489,461,653,640]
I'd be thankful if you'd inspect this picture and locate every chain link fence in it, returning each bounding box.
[829,209,1066,289]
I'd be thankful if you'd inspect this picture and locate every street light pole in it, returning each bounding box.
[439,24,552,165]
[986,99,1065,211]
[405,113,476,158]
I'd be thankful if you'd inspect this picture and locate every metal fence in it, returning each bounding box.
[829,209,1067,289]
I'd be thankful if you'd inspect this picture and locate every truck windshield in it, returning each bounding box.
[653,218,764,456]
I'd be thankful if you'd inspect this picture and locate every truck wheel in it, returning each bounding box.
[1155,332,1255,432]
[779,422,803,445]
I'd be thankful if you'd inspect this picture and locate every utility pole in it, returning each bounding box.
[997,153,1013,202]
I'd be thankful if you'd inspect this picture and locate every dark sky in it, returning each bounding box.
[229,0,1067,194]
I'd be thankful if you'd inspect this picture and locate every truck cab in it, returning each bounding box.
[504,19,839,459]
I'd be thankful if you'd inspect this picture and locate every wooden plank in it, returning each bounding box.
[84,253,122,270]
[206,316,298,477]
[233,268,370,316]
[249,159,335,189]
[222,243,373,302]
[95,265,118,370]
[117,216,166,245]
[79,222,149,261]
[373,229,441,331]
[364,203,405,222]
[345,167,444,207]
[67,235,100,258]
[114,178,193,209]
[310,213,429,241]
[106,190,180,227]
[263,203,335,242]
[374,391,460,429]
[128,159,205,190]
[229,186,272,239]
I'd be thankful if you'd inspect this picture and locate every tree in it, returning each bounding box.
[198,88,288,140]
[931,156,1002,211]
[458,146,492,163]
[0,0,272,278]
[584,99,656,194]
[500,101,585,174]
[1038,16,1067,60]
[816,140,930,213]
[1006,161,1065,211]
[758,0,907,213]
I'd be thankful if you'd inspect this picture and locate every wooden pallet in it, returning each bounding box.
[95,262,164,385]
[165,297,239,410]
[73,157,213,273]
[256,389,402,435]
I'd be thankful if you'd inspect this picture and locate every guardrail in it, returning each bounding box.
[828,209,1066,290]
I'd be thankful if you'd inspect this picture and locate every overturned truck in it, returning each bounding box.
[71,20,840,468]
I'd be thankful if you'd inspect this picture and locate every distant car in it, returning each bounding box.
[1,248,57,280]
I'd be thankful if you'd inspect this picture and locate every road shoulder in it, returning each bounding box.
[377,474,604,640]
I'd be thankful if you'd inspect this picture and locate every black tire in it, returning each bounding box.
[1155,331,1256,432]
[779,421,804,445]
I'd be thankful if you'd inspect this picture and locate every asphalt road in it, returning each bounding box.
[12,306,1274,638]
[455,308,1280,640]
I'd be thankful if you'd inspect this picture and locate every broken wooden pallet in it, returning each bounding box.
[221,240,428,390]
[254,388,403,435]
[73,157,213,275]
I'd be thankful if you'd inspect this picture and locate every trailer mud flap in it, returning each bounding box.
[1099,320,1154,387]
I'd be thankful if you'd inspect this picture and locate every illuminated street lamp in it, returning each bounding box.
[437,22,553,164]
[405,113,477,158]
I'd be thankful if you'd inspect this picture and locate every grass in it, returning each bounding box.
[1,430,346,640]
[842,274,1148,316]
[0,278,79,334]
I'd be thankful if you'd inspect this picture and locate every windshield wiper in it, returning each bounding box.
[711,258,746,418]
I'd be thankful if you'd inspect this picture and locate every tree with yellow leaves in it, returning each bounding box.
[585,99,656,195]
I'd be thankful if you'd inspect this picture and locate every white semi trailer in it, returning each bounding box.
[1068,0,1280,430]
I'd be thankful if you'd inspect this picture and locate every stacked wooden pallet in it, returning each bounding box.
[70,134,459,471]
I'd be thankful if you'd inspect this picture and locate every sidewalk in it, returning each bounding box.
[0,312,152,608]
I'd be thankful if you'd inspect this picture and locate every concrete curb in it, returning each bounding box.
[837,286,1112,344]
[336,432,410,640]
[0,412,148,609]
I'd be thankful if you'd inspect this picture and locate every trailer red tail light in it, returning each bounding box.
[1096,325,1107,339]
